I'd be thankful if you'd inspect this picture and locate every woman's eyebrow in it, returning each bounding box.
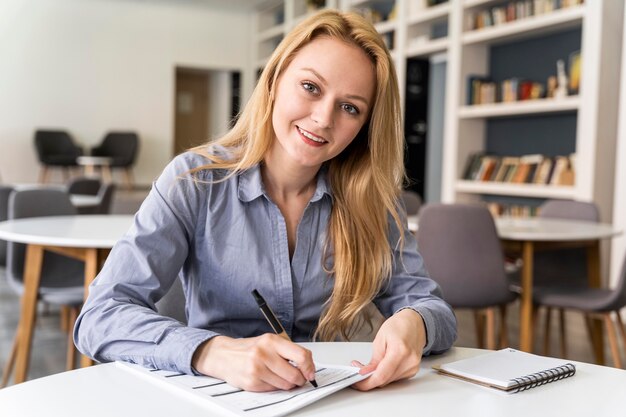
[301,67,370,106]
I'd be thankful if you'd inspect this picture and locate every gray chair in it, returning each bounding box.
[67,177,102,196]
[528,199,600,358]
[34,130,83,183]
[0,186,13,266]
[533,251,626,368]
[417,203,516,349]
[401,190,422,216]
[91,132,139,189]
[74,183,116,215]
[2,188,84,387]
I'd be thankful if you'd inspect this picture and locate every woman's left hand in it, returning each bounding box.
[351,308,426,391]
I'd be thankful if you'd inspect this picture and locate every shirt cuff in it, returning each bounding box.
[152,326,220,375]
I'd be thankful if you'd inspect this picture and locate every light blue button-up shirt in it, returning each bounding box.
[74,151,456,375]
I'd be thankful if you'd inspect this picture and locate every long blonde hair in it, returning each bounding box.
[189,9,405,341]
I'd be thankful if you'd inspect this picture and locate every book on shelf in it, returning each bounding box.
[434,348,576,393]
[461,153,576,185]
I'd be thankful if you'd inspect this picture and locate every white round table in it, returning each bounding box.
[1,344,625,416]
[0,215,134,382]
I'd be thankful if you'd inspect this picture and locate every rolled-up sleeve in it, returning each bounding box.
[373,216,457,355]
[74,154,218,374]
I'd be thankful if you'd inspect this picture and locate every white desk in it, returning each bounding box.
[408,216,621,360]
[1,343,625,416]
[69,194,101,208]
[0,215,134,382]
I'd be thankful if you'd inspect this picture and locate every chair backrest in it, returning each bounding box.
[539,199,599,221]
[417,203,514,308]
[155,277,187,324]
[34,130,82,162]
[535,199,600,286]
[95,183,116,214]
[401,190,422,216]
[0,186,14,266]
[6,188,83,291]
[92,132,139,166]
[67,177,102,196]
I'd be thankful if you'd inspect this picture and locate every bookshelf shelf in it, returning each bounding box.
[374,19,397,34]
[459,96,580,119]
[408,3,451,25]
[455,180,577,199]
[462,0,497,9]
[405,37,449,58]
[462,5,585,46]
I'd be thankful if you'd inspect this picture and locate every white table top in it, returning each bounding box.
[76,156,113,166]
[69,194,102,208]
[0,344,624,416]
[408,215,621,242]
[0,215,134,248]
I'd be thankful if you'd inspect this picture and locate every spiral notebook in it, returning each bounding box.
[434,348,576,393]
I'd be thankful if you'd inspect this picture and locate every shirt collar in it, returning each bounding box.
[237,163,332,203]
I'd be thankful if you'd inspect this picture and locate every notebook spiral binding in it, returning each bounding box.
[510,363,576,393]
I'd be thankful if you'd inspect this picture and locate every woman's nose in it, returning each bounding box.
[311,99,334,129]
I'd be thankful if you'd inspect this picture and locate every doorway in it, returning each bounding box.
[173,67,241,156]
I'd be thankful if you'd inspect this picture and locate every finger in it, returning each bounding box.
[257,362,300,391]
[351,360,377,375]
[272,339,317,383]
[352,353,402,391]
[264,354,308,387]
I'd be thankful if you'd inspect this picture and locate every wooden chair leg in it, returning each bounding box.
[38,166,49,183]
[1,330,19,388]
[66,306,80,371]
[486,308,496,350]
[543,307,552,356]
[122,168,134,190]
[616,311,626,350]
[60,305,69,332]
[558,308,567,358]
[474,310,486,349]
[604,313,623,369]
[498,304,509,348]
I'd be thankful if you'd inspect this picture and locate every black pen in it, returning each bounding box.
[251,289,318,388]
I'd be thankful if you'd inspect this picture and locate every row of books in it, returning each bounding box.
[466,0,584,31]
[462,153,575,186]
[486,202,540,218]
[467,76,545,105]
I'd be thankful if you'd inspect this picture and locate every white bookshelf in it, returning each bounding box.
[442,0,624,213]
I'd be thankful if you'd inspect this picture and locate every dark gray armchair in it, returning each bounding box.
[91,132,139,189]
[34,130,83,183]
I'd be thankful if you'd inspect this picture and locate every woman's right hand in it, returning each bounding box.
[192,334,316,392]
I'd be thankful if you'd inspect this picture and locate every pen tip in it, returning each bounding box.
[310,379,318,388]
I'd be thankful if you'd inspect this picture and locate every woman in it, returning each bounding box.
[74,9,456,392]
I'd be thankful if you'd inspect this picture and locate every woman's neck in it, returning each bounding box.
[261,151,320,201]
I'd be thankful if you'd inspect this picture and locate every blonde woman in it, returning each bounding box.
[75,10,456,392]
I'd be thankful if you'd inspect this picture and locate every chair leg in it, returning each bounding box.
[604,313,623,369]
[1,330,19,388]
[122,168,134,190]
[543,307,552,356]
[60,305,69,333]
[474,310,486,349]
[486,308,496,350]
[558,308,567,358]
[66,306,80,371]
[38,166,49,183]
[616,311,626,351]
[498,304,509,348]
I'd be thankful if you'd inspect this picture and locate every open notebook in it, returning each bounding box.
[434,348,576,393]
[117,361,369,417]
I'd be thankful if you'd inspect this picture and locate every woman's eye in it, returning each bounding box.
[301,82,319,95]
[341,103,360,115]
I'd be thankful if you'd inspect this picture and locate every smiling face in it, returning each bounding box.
[269,36,376,172]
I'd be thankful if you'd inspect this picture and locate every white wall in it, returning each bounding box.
[0,0,251,186]
[611,5,626,287]
[208,71,233,140]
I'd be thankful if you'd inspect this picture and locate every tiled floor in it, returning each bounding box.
[0,189,617,388]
